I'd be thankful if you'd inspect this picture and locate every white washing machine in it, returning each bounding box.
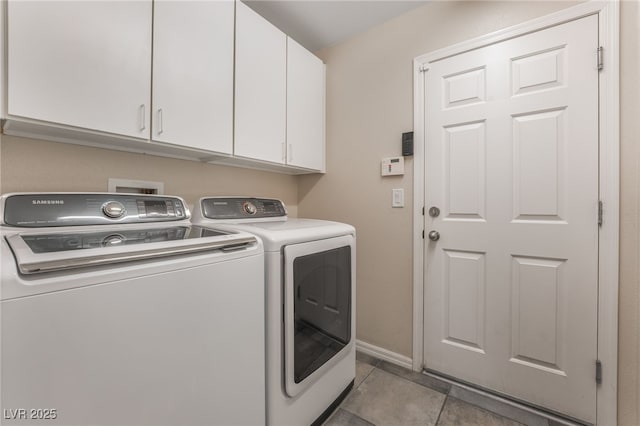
[191,197,356,426]
[0,193,266,426]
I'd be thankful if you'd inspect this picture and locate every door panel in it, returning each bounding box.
[511,46,566,96]
[443,250,486,352]
[423,15,598,423]
[444,121,486,220]
[152,0,234,153]
[443,67,486,108]
[510,255,566,372]
[234,1,287,164]
[513,108,566,220]
[286,37,326,171]
[7,0,152,138]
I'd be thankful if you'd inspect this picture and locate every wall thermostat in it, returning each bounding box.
[381,157,404,176]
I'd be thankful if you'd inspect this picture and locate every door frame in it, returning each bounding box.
[411,2,619,425]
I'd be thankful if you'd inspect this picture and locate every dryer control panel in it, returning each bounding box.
[1,193,189,227]
[201,197,287,220]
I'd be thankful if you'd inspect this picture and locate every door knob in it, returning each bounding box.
[428,230,440,241]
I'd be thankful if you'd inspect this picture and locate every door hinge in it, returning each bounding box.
[597,46,604,71]
[419,66,429,73]
[422,230,425,239]
[422,206,425,216]
[596,360,602,384]
[598,200,604,227]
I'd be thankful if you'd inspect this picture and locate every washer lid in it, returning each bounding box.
[5,225,257,274]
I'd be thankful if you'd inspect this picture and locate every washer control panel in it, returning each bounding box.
[2,193,189,227]
[201,197,287,220]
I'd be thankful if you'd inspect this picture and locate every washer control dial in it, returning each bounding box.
[102,201,126,219]
[243,201,257,215]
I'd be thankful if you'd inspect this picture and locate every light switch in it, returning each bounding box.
[392,189,404,208]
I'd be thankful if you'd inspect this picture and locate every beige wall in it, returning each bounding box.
[298,0,640,423]
[618,1,640,425]
[0,135,299,216]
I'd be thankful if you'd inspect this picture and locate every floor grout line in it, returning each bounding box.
[434,394,449,426]
[332,363,378,424]
[358,365,376,388]
[373,360,451,396]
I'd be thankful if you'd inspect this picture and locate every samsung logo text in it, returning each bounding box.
[32,200,65,205]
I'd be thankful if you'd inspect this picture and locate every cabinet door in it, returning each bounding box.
[234,1,286,164]
[7,0,152,138]
[152,1,234,154]
[286,38,325,171]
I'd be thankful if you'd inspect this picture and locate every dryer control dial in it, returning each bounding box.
[243,201,257,215]
[102,234,125,246]
[102,201,126,219]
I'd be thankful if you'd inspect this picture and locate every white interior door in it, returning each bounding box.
[423,15,599,423]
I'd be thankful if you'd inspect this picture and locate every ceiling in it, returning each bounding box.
[243,1,430,52]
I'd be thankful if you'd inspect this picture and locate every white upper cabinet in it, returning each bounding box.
[152,1,234,154]
[7,0,152,138]
[5,0,325,173]
[234,1,287,164]
[286,37,325,171]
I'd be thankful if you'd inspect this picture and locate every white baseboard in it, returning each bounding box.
[356,339,413,370]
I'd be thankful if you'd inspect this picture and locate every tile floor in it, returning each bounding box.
[323,352,577,426]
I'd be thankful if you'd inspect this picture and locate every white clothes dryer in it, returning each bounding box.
[0,193,266,426]
[191,197,356,426]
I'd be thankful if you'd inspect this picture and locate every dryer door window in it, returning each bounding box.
[292,245,351,384]
[283,234,355,397]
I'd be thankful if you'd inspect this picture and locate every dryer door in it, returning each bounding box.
[283,234,355,397]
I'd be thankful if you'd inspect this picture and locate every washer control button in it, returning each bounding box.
[243,202,257,215]
[102,234,125,246]
[102,201,126,219]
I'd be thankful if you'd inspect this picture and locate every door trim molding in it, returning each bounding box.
[412,2,619,425]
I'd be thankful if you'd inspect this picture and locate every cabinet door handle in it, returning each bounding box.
[288,143,293,162]
[139,104,146,131]
[282,143,286,162]
[157,109,164,135]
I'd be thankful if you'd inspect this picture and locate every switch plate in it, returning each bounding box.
[381,157,404,176]
[392,189,404,208]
